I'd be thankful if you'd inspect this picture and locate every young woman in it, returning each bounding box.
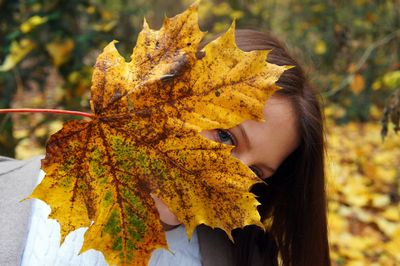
[0,29,330,266]
[153,29,331,266]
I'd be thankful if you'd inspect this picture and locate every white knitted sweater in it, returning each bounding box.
[21,171,202,266]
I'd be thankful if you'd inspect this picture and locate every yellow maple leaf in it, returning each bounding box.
[29,3,287,265]
[46,38,75,67]
[350,74,365,95]
[20,15,48,33]
[0,39,36,72]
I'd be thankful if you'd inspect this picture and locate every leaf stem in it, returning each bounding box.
[0,108,95,118]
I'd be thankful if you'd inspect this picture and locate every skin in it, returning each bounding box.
[152,94,301,229]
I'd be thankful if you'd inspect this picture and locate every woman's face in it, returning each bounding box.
[201,94,300,180]
[154,94,300,227]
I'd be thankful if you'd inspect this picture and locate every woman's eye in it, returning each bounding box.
[216,129,235,146]
[249,165,263,179]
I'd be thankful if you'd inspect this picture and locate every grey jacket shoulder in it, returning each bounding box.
[0,156,43,266]
[197,225,265,266]
[197,225,235,266]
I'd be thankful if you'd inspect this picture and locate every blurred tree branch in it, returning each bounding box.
[324,28,400,98]
[381,88,400,139]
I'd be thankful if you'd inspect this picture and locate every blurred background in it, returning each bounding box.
[0,0,399,265]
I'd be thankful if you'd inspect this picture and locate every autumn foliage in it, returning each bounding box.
[326,117,400,265]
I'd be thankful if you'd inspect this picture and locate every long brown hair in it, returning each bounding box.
[202,30,330,266]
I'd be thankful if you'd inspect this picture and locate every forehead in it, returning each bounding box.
[262,95,299,132]
[242,95,300,170]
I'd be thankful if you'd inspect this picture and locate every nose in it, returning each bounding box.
[231,150,251,167]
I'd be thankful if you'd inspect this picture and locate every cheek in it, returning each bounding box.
[200,130,214,141]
